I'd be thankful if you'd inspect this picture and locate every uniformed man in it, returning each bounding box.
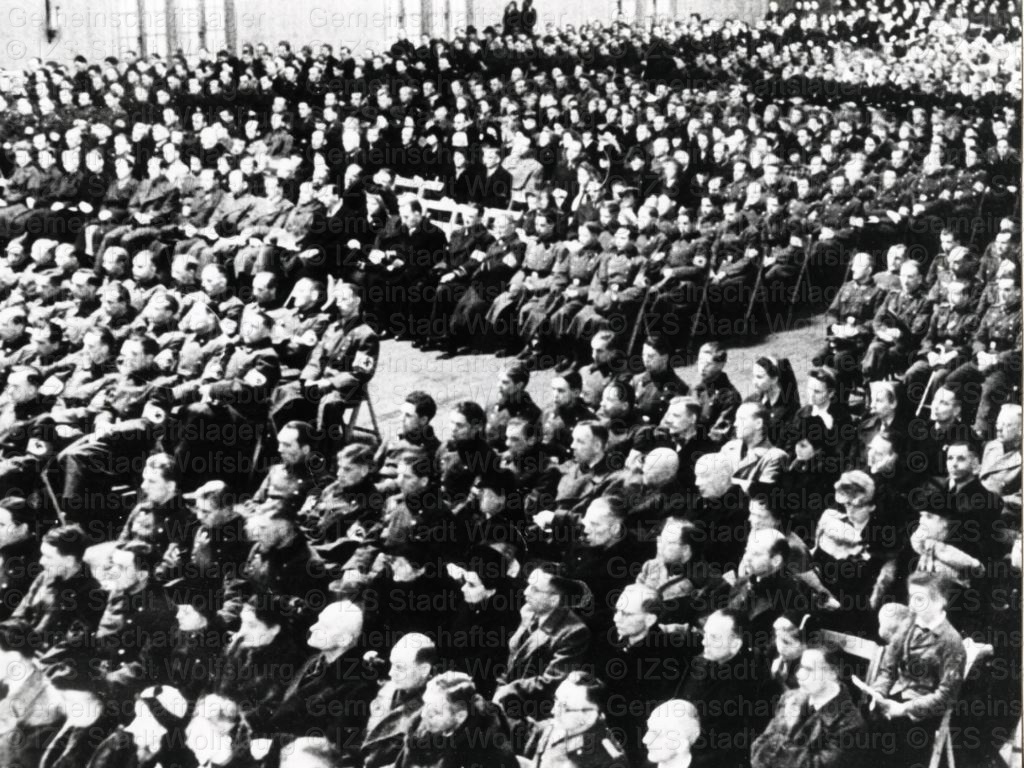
[903,279,981,407]
[631,334,689,425]
[691,342,742,442]
[486,363,542,451]
[535,222,605,371]
[93,541,177,700]
[563,227,646,368]
[269,277,330,371]
[492,209,560,360]
[271,281,378,444]
[862,259,933,381]
[947,275,1022,438]
[813,252,884,393]
[522,671,628,768]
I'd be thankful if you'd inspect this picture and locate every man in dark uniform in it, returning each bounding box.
[486,363,542,451]
[862,259,933,381]
[947,275,1022,438]
[691,342,742,443]
[92,541,177,701]
[813,251,885,395]
[522,671,629,768]
[631,334,689,425]
[272,281,378,444]
[903,279,981,407]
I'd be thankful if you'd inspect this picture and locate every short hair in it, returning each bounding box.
[668,395,701,417]
[280,737,343,768]
[802,643,843,677]
[907,570,954,602]
[946,440,981,459]
[41,525,87,560]
[695,347,723,377]
[116,541,159,572]
[562,670,609,711]
[506,415,540,441]
[123,333,159,358]
[644,333,673,356]
[337,443,377,468]
[712,608,747,641]
[406,391,437,421]
[84,326,115,348]
[399,450,435,480]
[603,379,635,409]
[280,420,320,448]
[620,582,663,617]
[395,632,438,666]
[559,370,583,391]
[660,517,700,549]
[649,700,701,747]
[454,401,486,428]
[399,197,423,214]
[574,420,609,447]
[426,671,478,711]
[144,453,179,484]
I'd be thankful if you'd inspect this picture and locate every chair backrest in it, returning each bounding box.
[820,629,885,683]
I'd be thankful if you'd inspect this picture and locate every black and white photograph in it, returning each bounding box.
[0,0,1019,766]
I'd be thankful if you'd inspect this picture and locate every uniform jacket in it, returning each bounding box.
[0,536,41,621]
[524,718,629,768]
[206,338,281,423]
[8,567,104,651]
[300,315,379,390]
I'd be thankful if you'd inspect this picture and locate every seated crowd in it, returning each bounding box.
[0,0,1017,766]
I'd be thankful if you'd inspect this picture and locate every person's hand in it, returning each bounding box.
[533,510,555,529]
[183,224,197,238]
[492,683,515,704]
[502,254,518,268]
[446,563,466,581]
[98,210,112,222]
[368,249,385,265]
[439,273,455,284]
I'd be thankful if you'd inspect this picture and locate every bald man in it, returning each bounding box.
[691,453,747,569]
[643,700,701,768]
[363,633,437,768]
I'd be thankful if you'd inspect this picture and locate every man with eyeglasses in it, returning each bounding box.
[493,567,591,727]
[522,671,628,768]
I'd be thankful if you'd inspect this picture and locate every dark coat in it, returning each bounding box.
[269,647,380,746]
[213,629,306,733]
[498,605,591,704]
[396,700,518,768]
[751,685,866,768]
